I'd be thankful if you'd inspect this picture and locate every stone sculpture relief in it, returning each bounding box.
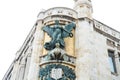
[42,20,76,50]
[39,64,76,80]
[45,43,69,61]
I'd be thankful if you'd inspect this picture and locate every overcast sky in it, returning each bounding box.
[0,0,120,79]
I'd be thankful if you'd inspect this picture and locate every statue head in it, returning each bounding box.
[55,43,60,48]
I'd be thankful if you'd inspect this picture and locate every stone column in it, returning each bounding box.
[23,53,31,80]
[75,19,95,80]
[18,64,25,80]
[27,20,44,80]
[75,19,111,80]
[10,60,20,80]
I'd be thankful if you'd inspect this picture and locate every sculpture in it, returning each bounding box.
[46,43,69,61]
[39,64,76,80]
[42,20,76,50]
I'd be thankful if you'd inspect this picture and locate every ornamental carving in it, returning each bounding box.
[39,64,76,80]
[42,20,76,50]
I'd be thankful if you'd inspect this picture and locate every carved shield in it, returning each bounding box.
[51,68,62,79]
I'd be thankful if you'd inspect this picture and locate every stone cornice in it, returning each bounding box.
[37,7,78,20]
[94,19,120,42]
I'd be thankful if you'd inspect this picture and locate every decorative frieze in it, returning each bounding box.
[94,20,120,42]
[37,7,77,21]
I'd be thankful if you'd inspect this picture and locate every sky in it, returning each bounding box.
[0,0,120,79]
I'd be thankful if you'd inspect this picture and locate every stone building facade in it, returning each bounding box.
[3,0,120,80]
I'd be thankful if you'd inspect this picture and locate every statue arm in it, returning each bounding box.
[62,22,76,38]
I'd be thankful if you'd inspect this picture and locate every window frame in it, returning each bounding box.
[108,50,117,74]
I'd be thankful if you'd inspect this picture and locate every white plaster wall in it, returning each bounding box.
[75,20,94,80]
[92,32,112,80]
[75,19,111,80]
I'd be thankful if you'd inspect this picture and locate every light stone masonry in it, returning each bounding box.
[3,0,120,80]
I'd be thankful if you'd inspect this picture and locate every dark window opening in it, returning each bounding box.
[108,50,117,73]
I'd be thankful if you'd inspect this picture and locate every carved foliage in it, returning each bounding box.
[39,64,76,80]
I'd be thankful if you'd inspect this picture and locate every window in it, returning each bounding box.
[118,53,120,62]
[108,50,117,73]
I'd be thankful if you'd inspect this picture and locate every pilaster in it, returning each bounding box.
[75,18,94,80]
[10,60,20,80]
[27,20,44,80]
